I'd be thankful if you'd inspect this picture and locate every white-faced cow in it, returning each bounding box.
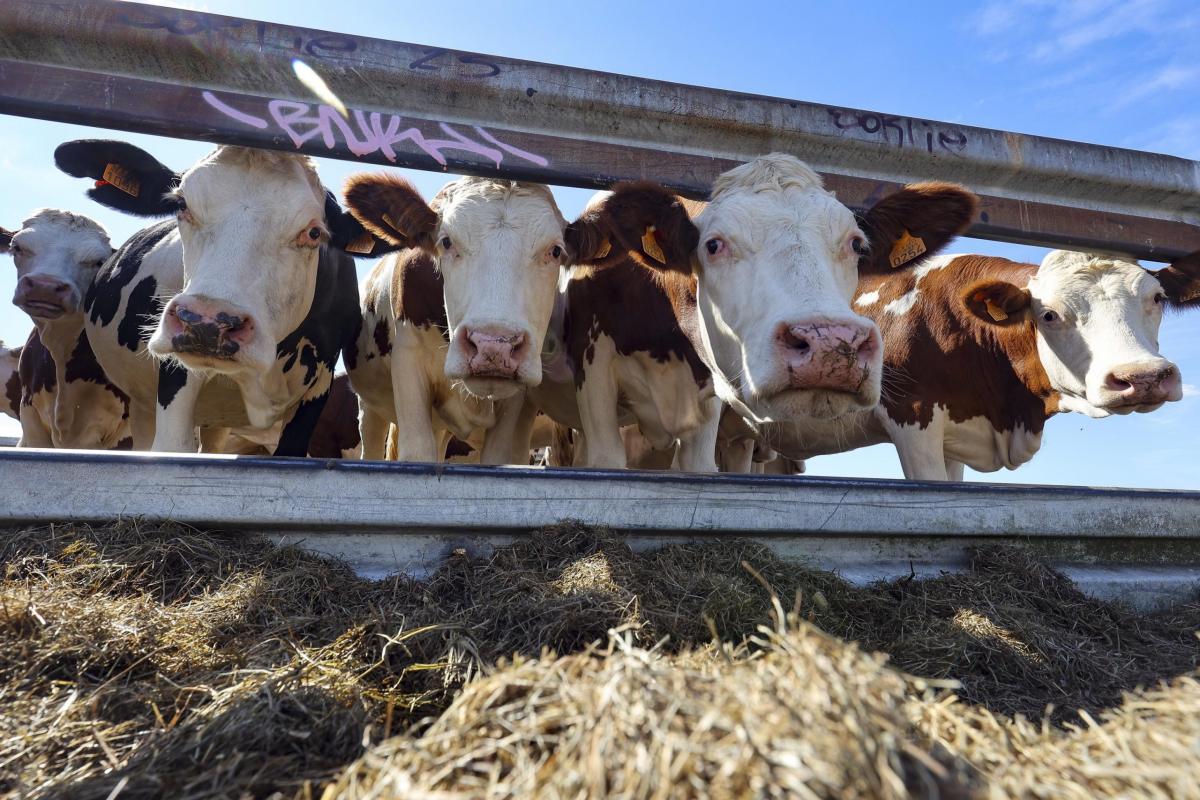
[1,211,131,449]
[770,249,1200,480]
[53,140,393,454]
[528,154,977,471]
[342,174,573,464]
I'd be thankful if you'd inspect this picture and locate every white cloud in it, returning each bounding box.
[1110,64,1200,109]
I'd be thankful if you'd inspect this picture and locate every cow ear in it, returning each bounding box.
[963,280,1032,326]
[54,139,182,217]
[1150,249,1200,308]
[566,182,699,273]
[322,191,407,259]
[343,173,438,251]
[858,182,978,275]
[0,227,12,253]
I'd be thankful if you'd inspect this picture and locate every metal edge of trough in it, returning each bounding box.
[1,448,1198,610]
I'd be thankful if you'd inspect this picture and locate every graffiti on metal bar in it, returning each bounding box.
[201,91,549,168]
[826,108,969,154]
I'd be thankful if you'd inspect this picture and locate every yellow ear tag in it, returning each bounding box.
[344,231,375,255]
[984,299,1009,322]
[102,163,140,197]
[594,239,612,259]
[641,225,666,264]
[888,229,926,269]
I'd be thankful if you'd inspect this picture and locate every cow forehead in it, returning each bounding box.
[180,147,324,214]
[697,187,856,247]
[13,209,111,252]
[1031,252,1155,304]
[438,179,564,228]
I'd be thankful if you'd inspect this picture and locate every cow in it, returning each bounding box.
[1,341,20,422]
[53,140,394,455]
[218,373,363,458]
[1,210,131,449]
[768,249,1200,480]
[526,154,977,470]
[342,174,579,464]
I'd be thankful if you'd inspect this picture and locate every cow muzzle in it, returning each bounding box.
[14,275,79,319]
[461,327,530,380]
[162,297,255,360]
[777,321,880,395]
[1097,360,1182,411]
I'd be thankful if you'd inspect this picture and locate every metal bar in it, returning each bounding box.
[0,1,1197,260]
[2,449,1199,608]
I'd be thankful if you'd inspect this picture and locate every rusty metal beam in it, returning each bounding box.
[0,0,1198,260]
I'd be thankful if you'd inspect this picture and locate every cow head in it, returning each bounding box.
[964,249,1199,417]
[566,154,976,422]
[2,210,113,322]
[344,174,567,400]
[54,140,393,375]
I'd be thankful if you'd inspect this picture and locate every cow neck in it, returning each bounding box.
[391,249,450,336]
[30,314,86,411]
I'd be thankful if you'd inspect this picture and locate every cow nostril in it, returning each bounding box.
[215,312,246,332]
[175,306,202,327]
[781,327,811,353]
[1104,373,1133,392]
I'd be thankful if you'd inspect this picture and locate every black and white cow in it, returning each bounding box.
[54,140,393,454]
[2,210,130,449]
[2,340,22,422]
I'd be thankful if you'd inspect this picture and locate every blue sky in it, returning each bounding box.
[1,0,1197,488]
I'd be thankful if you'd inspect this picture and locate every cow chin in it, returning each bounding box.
[459,375,525,401]
[147,330,272,376]
[760,386,877,422]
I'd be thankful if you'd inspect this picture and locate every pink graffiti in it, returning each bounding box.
[201,91,549,168]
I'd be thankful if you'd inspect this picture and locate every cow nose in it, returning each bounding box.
[778,321,879,393]
[1103,362,1181,405]
[167,298,254,358]
[462,327,528,378]
[14,275,76,316]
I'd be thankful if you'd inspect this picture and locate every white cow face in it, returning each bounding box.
[2,210,112,321]
[1030,251,1181,416]
[966,250,1191,417]
[148,147,328,375]
[344,174,566,401]
[564,154,977,424]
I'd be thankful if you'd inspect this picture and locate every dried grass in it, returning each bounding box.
[0,521,1196,799]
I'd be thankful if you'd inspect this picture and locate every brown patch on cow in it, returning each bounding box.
[343,173,438,250]
[390,249,449,336]
[373,319,392,357]
[857,255,1058,434]
[308,374,361,458]
[565,257,709,388]
[114,436,133,450]
[566,182,700,274]
[857,182,977,275]
[444,436,474,459]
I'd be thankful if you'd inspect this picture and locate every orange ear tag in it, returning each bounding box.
[102,163,140,197]
[888,229,926,269]
[594,239,612,259]
[380,212,404,237]
[984,299,1009,322]
[641,225,666,264]
[344,231,375,255]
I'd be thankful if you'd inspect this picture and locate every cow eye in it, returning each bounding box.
[440,236,453,250]
[8,243,21,255]
[1041,310,1060,323]
[308,227,321,241]
[1153,292,1167,305]
[92,258,106,268]
[550,244,563,260]
[851,236,869,256]
[705,238,725,256]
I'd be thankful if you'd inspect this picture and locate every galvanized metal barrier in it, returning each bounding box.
[1,0,1199,259]
[1,449,1198,609]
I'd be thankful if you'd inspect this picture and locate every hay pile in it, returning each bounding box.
[0,521,1196,798]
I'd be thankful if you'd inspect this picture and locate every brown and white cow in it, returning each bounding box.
[343,174,576,464]
[54,140,391,455]
[769,249,1200,480]
[529,154,977,471]
[1,211,131,449]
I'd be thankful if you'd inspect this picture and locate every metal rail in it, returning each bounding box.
[1,449,1198,609]
[0,0,1198,259]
